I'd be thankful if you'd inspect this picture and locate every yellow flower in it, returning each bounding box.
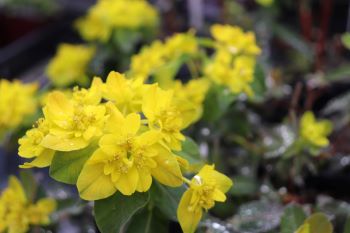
[41,91,106,151]
[142,84,185,151]
[72,77,104,105]
[46,43,95,87]
[300,111,332,148]
[75,0,159,42]
[211,24,261,56]
[0,79,38,138]
[130,32,198,82]
[40,89,72,107]
[163,32,198,60]
[77,103,183,200]
[130,40,166,78]
[103,71,145,114]
[18,118,55,168]
[26,198,57,225]
[173,79,210,128]
[0,176,56,233]
[177,165,233,233]
[205,50,256,96]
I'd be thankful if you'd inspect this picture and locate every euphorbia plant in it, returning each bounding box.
[17,71,232,233]
[0,175,56,233]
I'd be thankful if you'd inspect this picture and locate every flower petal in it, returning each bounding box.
[115,165,139,195]
[77,163,116,200]
[177,189,202,233]
[151,145,183,187]
[41,134,88,151]
[136,170,152,192]
[19,149,55,168]
[198,165,233,193]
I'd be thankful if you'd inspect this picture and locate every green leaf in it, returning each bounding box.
[281,204,307,233]
[325,64,350,82]
[150,181,186,221]
[176,137,202,167]
[273,24,314,61]
[229,176,258,196]
[305,212,333,233]
[113,29,141,54]
[341,33,350,50]
[202,85,235,122]
[343,215,350,233]
[251,63,267,101]
[49,143,97,184]
[153,54,190,89]
[19,170,37,202]
[126,208,168,233]
[94,192,150,233]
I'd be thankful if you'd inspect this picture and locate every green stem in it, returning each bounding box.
[197,38,216,48]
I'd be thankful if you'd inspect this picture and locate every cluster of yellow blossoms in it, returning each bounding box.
[300,111,332,148]
[205,24,261,96]
[130,25,261,98]
[46,44,95,87]
[178,165,232,233]
[75,0,159,42]
[18,70,231,233]
[130,32,198,86]
[0,176,56,233]
[0,79,38,139]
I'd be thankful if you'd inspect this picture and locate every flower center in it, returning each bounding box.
[72,107,96,131]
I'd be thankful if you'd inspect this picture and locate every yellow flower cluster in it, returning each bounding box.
[205,24,261,96]
[178,165,232,233]
[75,0,159,42]
[130,32,198,82]
[18,71,208,199]
[0,79,38,139]
[300,111,332,148]
[0,176,56,233]
[18,118,55,168]
[46,44,95,87]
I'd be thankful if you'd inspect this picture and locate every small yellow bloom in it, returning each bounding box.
[72,77,104,105]
[300,111,332,148]
[77,103,183,200]
[41,91,106,151]
[46,43,95,87]
[40,89,72,107]
[0,79,38,138]
[26,198,57,225]
[205,50,256,96]
[130,32,198,82]
[177,165,233,233]
[103,71,145,114]
[142,84,185,151]
[211,24,261,56]
[75,0,159,42]
[0,176,56,233]
[130,40,166,78]
[163,32,198,60]
[18,118,55,168]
